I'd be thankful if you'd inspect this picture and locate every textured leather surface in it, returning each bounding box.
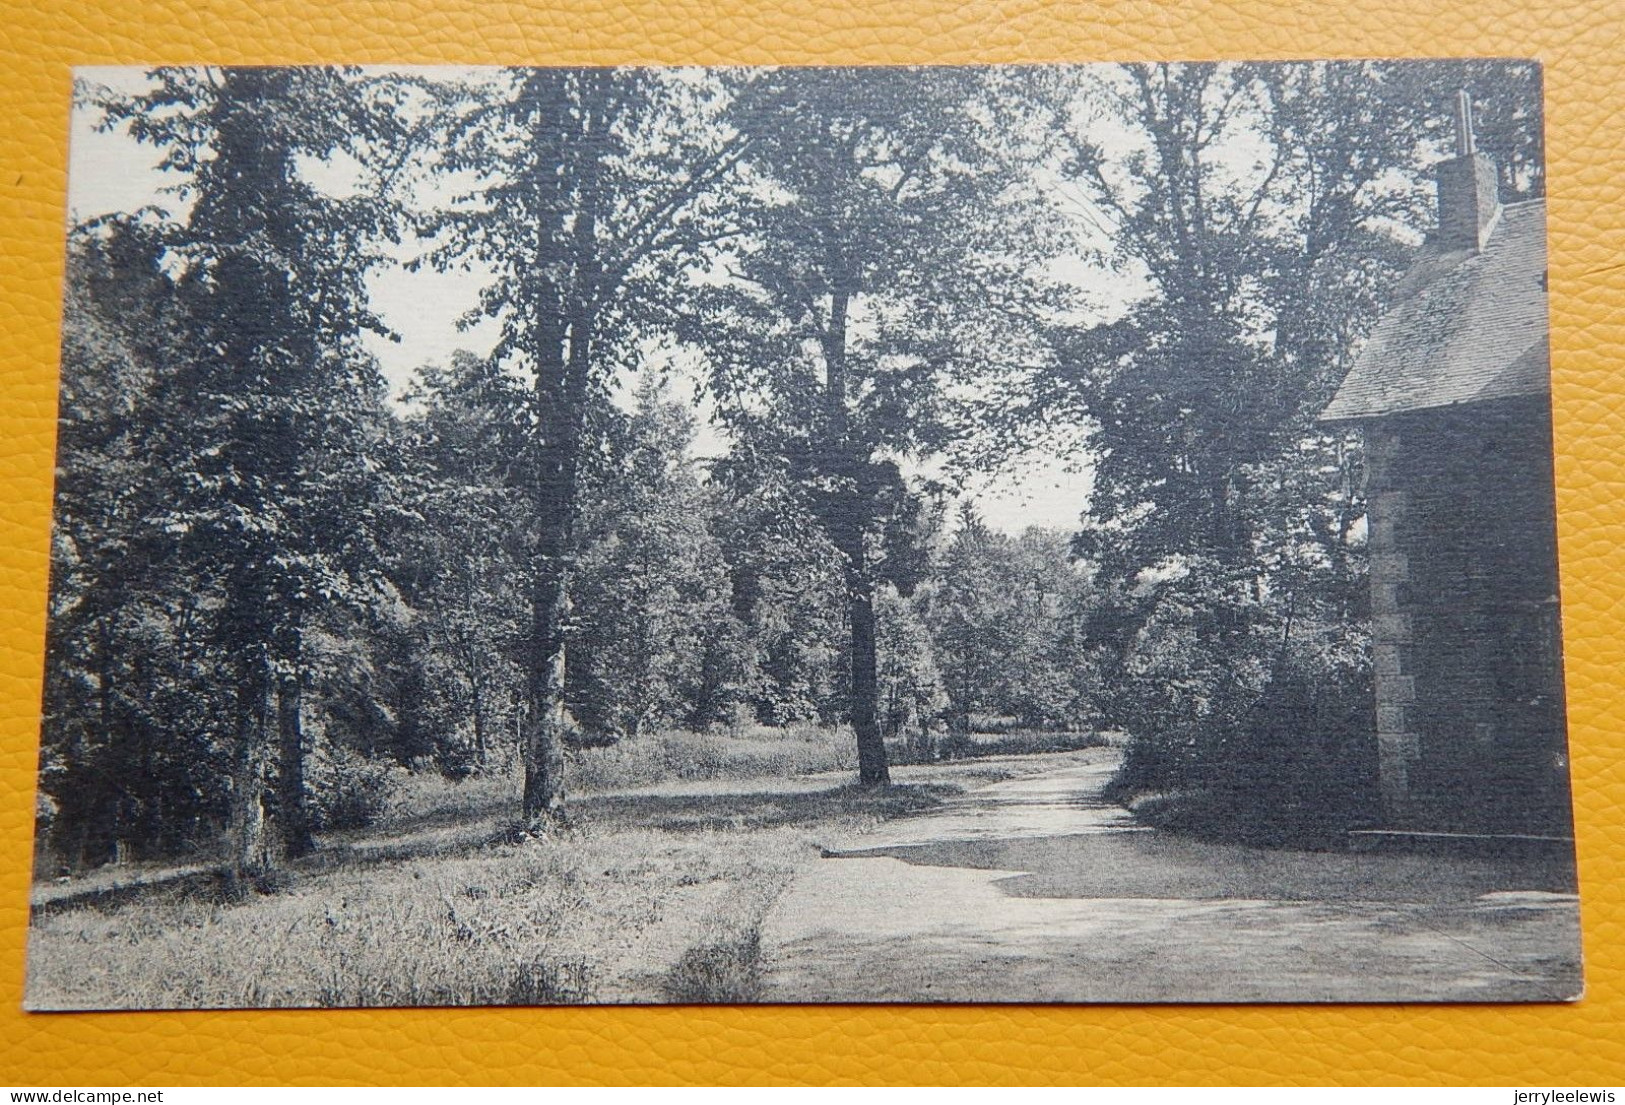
[1,0,1622,1086]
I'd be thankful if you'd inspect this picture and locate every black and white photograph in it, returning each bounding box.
[26,60,1579,1009]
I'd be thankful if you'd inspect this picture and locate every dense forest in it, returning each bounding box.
[39,61,1544,887]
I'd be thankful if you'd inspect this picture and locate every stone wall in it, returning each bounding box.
[1361,394,1571,836]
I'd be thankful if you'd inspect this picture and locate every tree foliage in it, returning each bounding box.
[570,380,751,739]
[49,68,411,884]
[38,60,1548,873]
[421,68,751,823]
[688,67,1070,784]
[1008,61,1544,836]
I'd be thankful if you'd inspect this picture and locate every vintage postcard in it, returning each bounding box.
[26,60,1579,1009]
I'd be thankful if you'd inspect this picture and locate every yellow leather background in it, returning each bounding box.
[2,0,1622,1086]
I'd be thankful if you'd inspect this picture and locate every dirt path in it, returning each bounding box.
[758,746,1582,1003]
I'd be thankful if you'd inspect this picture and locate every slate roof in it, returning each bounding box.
[1320,199,1550,422]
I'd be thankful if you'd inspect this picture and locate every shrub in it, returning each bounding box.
[308,745,399,833]
[661,932,763,1003]
[1208,649,1377,845]
[34,788,57,844]
[1107,630,1377,848]
[1096,561,1379,849]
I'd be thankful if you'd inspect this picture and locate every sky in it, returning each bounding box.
[65,65,1111,534]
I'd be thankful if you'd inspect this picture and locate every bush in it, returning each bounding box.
[1210,651,1377,845]
[1108,642,1377,848]
[431,731,482,782]
[309,745,399,832]
[34,788,58,845]
[661,932,763,1003]
[1098,570,1378,849]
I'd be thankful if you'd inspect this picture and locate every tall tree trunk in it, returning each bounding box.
[522,312,587,826]
[94,613,122,865]
[844,552,890,786]
[273,605,312,859]
[521,75,607,827]
[275,673,312,859]
[822,274,891,787]
[513,692,525,767]
[471,678,488,768]
[131,649,159,859]
[227,649,272,894]
[461,570,489,767]
[523,565,570,825]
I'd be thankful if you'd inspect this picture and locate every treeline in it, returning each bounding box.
[43,271,1092,868]
[39,61,1544,880]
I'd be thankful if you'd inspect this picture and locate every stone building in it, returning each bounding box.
[1320,95,1571,840]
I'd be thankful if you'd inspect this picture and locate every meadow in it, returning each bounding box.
[27,724,1104,1009]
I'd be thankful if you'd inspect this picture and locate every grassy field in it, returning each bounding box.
[27,726,1102,1010]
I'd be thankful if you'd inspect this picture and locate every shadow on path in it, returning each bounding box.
[759,746,1581,1003]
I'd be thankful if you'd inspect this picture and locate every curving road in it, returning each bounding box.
[758,747,1582,1003]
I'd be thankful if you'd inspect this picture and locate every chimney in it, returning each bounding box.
[1435,90,1501,253]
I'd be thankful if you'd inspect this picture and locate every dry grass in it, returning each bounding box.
[662,930,764,1003]
[567,722,856,794]
[27,823,804,1009]
[26,729,1105,1011]
[24,774,946,1010]
[340,722,859,836]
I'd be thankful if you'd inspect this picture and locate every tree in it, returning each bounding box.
[1018,60,1543,815]
[923,505,1009,735]
[708,469,849,727]
[921,514,1097,736]
[98,67,405,885]
[1036,61,1544,589]
[41,219,232,868]
[993,528,1097,730]
[396,350,531,772]
[424,68,753,825]
[569,379,748,739]
[874,584,947,761]
[690,67,1065,785]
